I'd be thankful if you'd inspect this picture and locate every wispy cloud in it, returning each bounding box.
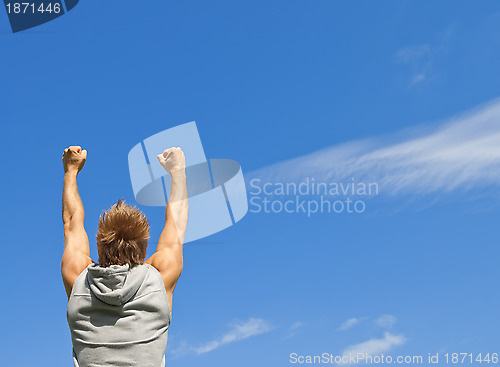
[337,317,363,331]
[170,318,273,357]
[375,315,397,329]
[248,98,500,201]
[337,315,394,331]
[395,44,433,84]
[340,332,407,364]
[281,321,306,340]
[395,25,454,86]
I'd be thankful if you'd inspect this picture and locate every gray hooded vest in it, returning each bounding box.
[67,263,171,367]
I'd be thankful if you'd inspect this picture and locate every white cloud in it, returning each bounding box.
[341,332,406,364]
[170,318,273,357]
[289,321,305,331]
[248,98,500,201]
[337,317,363,331]
[395,44,433,85]
[281,321,306,340]
[374,315,397,329]
[394,26,454,86]
[396,44,431,63]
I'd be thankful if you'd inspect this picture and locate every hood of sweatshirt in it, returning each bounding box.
[87,263,148,306]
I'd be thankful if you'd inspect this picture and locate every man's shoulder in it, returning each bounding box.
[141,263,166,289]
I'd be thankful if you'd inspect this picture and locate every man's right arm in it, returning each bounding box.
[145,147,188,307]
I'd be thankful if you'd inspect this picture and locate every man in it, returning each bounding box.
[61,145,188,367]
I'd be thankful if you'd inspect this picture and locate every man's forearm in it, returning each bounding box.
[159,170,188,250]
[62,171,85,227]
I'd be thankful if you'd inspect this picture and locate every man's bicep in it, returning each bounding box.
[64,223,90,256]
[61,248,93,298]
[62,225,92,298]
[156,224,183,252]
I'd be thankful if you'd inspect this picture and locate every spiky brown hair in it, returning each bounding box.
[96,199,150,267]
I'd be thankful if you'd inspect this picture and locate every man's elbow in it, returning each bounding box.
[62,211,72,226]
[63,217,84,234]
[63,221,72,234]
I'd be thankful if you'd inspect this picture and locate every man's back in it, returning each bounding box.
[61,146,187,366]
[67,263,171,367]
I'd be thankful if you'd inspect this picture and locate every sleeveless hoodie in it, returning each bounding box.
[67,263,171,367]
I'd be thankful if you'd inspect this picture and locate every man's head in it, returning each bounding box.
[96,199,150,267]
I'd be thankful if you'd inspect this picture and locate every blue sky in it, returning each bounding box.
[1,1,500,366]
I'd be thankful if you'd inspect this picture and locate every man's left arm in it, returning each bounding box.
[61,146,93,299]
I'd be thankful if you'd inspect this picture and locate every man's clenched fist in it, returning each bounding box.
[62,146,87,174]
[157,147,186,174]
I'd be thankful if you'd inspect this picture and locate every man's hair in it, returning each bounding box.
[96,199,150,267]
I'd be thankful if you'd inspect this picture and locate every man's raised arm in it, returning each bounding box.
[146,147,188,304]
[61,146,93,299]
